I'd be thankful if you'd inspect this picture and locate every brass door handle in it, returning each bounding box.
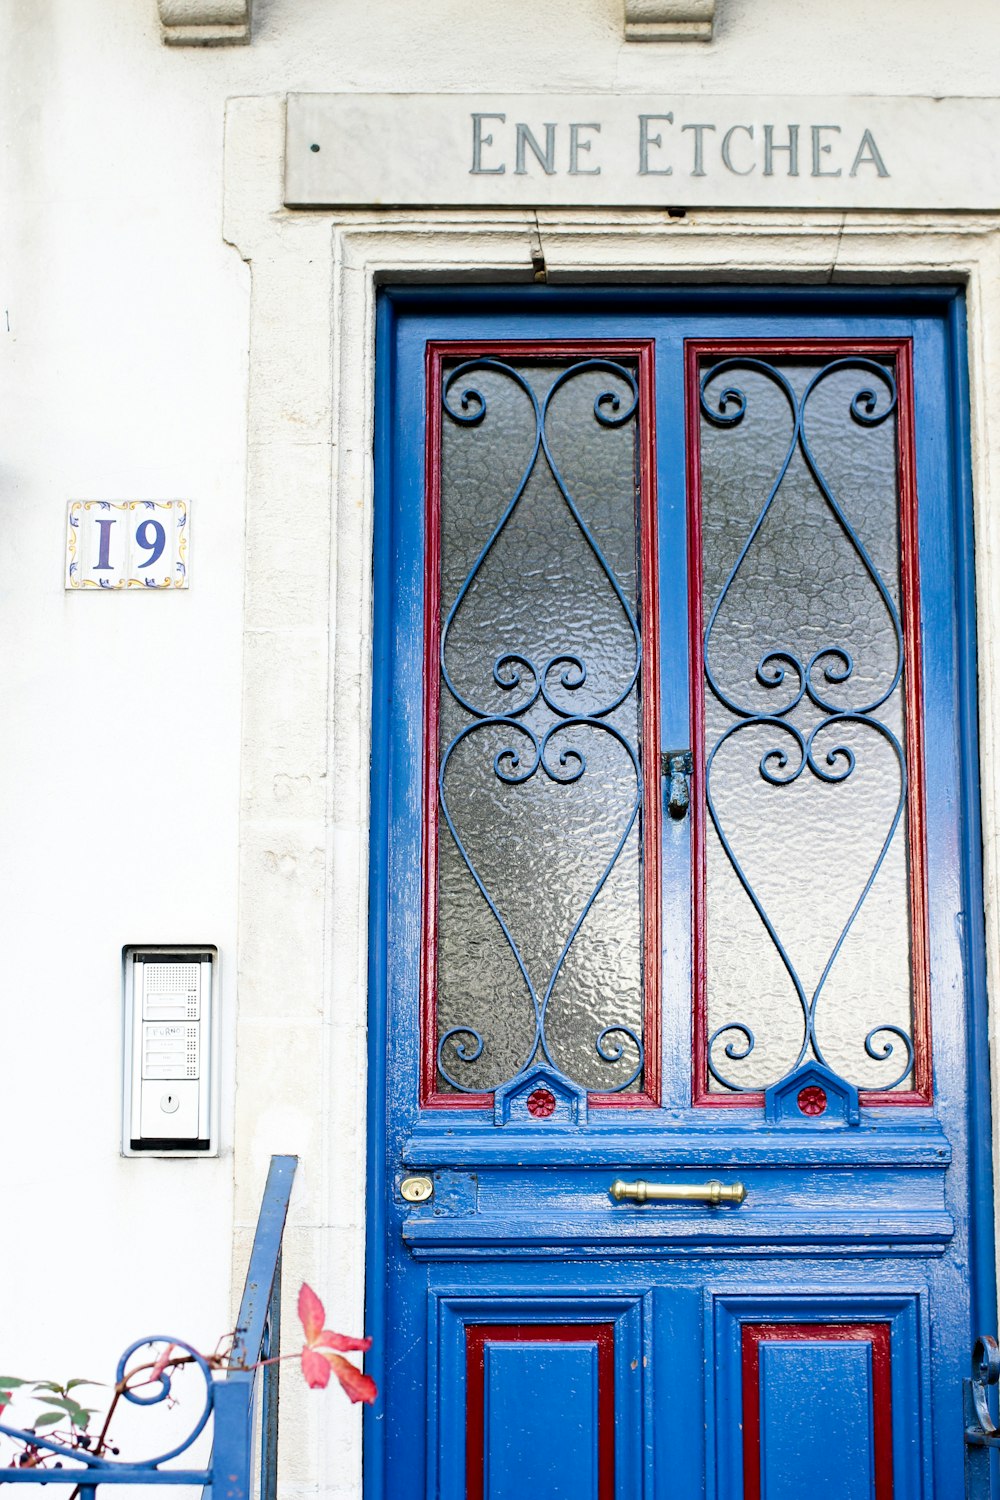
[610,1177,746,1206]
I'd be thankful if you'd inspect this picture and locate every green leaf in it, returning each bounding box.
[64,1381,102,1392]
[0,1378,31,1388]
[32,1414,67,1428]
[31,1383,65,1395]
[31,1396,97,1429]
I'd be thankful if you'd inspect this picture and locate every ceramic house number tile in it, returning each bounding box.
[66,500,189,589]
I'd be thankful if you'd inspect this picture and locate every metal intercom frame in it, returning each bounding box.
[122,945,219,1156]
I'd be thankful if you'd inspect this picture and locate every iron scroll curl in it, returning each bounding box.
[0,1338,215,1474]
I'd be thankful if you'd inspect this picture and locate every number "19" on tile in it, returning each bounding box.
[66,501,189,590]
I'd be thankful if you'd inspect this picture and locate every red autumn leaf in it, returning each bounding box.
[315,1329,371,1354]
[297,1284,325,1346]
[301,1347,333,1390]
[297,1283,377,1402]
[327,1354,377,1405]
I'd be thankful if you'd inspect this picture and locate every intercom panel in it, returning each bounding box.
[123,947,216,1154]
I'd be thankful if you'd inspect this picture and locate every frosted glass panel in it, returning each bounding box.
[700,356,916,1094]
[435,357,646,1097]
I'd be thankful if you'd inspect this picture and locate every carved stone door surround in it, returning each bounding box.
[219,90,1000,1494]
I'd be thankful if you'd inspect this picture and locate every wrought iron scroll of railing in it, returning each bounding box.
[0,1154,298,1500]
[965,1334,1000,1499]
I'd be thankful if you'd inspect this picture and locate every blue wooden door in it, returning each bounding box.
[367,287,993,1500]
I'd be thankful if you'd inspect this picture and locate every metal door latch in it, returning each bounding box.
[965,1335,1000,1498]
[661,750,694,820]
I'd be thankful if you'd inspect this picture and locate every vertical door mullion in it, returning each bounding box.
[655,327,698,1110]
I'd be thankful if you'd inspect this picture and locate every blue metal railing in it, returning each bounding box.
[204,1154,297,1500]
[0,1155,298,1500]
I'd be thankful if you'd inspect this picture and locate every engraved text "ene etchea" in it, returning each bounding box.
[470,113,889,180]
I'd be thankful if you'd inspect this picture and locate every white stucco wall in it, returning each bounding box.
[3,0,1000,1493]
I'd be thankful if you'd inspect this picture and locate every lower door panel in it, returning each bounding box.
[420,1263,931,1499]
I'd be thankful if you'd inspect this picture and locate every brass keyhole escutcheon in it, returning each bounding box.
[400,1174,434,1203]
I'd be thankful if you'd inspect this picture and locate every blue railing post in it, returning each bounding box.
[210,1380,252,1500]
[209,1154,298,1500]
[260,1248,283,1500]
[231,1157,298,1370]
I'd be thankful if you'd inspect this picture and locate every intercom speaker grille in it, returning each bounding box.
[146,963,200,993]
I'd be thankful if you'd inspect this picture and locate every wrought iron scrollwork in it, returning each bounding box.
[437,358,644,1098]
[0,1337,216,1475]
[701,357,915,1096]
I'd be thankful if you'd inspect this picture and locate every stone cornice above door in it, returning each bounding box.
[157,0,251,44]
[624,0,715,41]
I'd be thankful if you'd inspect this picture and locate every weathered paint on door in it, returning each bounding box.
[367,287,994,1499]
